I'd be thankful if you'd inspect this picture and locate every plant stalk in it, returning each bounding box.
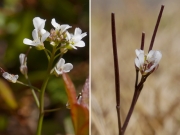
[36,47,56,135]
[111,13,121,135]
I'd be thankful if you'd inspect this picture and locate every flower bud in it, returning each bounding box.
[19,53,28,77]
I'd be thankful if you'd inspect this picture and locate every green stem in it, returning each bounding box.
[44,107,62,113]
[44,49,50,61]
[27,78,40,108]
[36,76,50,135]
[16,81,40,92]
[36,46,56,135]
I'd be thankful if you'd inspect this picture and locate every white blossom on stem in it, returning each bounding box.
[23,29,50,50]
[51,18,71,33]
[53,58,73,76]
[66,28,87,49]
[23,17,50,50]
[2,72,18,83]
[135,49,162,75]
[19,53,28,76]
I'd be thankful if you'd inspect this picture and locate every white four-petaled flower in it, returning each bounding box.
[53,58,73,76]
[2,72,19,83]
[66,28,87,49]
[23,17,50,50]
[51,18,71,33]
[135,49,162,75]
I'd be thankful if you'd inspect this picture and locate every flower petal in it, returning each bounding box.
[2,72,9,80]
[137,53,144,67]
[32,29,38,40]
[19,54,26,65]
[154,51,162,63]
[56,58,65,69]
[60,25,71,32]
[12,75,19,83]
[147,50,155,61]
[40,29,46,35]
[135,49,144,57]
[54,67,63,75]
[33,17,46,30]
[74,28,82,35]
[72,35,82,42]
[41,31,50,42]
[81,32,87,38]
[135,58,140,68]
[51,18,60,29]
[63,63,73,72]
[66,32,71,40]
[74,41,85,47]
[23,38,36,46]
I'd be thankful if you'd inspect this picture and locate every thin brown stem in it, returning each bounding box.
[25,47,32,57]
[0,67,5,73]
[140,32,145,50]
[148,5,164,52]
[135,69,139,88]
[111,13,121,135]
[121,76,146,135]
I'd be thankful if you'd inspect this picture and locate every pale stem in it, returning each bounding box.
[27,77,40,108]
[44,107,62,113]
[16,81,40,92]
[44,49,50,61]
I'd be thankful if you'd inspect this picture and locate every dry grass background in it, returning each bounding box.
[91,0,180,135]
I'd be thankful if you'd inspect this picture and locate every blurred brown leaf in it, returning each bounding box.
[0,78,18,110]
[62,73,89,135]
[81,77,89,108]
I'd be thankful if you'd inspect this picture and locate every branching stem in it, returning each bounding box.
[36,46,56,135]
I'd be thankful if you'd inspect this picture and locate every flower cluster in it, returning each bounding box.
[135,49,162,75]
[23,17,87,51]
[1,17,87,83]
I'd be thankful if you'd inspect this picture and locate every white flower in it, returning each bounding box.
[2,72,18,83]
[23,29,50,50]
[53,58,73,76]
[19,53,27,76]
[51,18,71,33]
[135,49,162,75]
[66,28,87,49]
[23,17,50,50]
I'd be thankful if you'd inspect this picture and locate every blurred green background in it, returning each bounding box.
[0,0,89,135]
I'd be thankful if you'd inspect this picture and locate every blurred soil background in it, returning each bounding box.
[91,0,180,135]
[0,0,89,135]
